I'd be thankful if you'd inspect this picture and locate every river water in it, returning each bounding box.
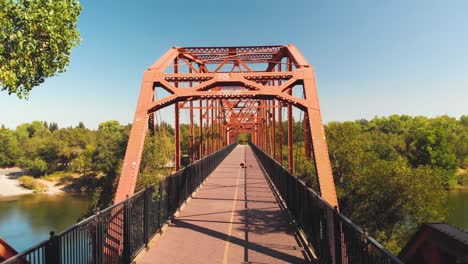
[447,188,468,231]
[0,194,90,252]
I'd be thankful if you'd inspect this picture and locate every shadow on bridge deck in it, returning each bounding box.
[136,145,312,263]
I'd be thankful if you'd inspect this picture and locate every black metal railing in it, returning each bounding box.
[2,143,237,264]
[250,143,402,264]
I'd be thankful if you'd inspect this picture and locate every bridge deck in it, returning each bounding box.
[137,145,310,263]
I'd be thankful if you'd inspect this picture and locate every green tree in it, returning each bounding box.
[0,0,81,98]
[19,157,47,176]
[324,118,449,253]
[0,127,22,166]
[49,122,59,132]
[71,144,95,175]
[454,116,468,169]
[89,122,130,208]
[405,116,459,187]
[15,121,51,141]
[98,120,122,133]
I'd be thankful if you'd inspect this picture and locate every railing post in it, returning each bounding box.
[158,182,163,229]
[45,231,60,264]
[123,196,131,264]
[144,188,150,247]
[94,210,102,264]
[333,206,342,264]
[362,228,369,264]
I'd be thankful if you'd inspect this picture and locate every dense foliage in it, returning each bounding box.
[272,115,466,253]
[323,115,467,253]
[0,115,466,253]
[0,0,81,98]
[0,120,130,210]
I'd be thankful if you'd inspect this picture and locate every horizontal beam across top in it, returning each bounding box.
[179,105,283,109]
[178,45,286,54]
[162,71,296,82]
[147,90,308,113]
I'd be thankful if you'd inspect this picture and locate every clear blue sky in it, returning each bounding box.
[1,0,467,129]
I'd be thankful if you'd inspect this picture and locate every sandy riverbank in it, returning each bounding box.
[0,168,66,197]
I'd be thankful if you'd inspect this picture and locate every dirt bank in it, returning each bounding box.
[0,168,67,197]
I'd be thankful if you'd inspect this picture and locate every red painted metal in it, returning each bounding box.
[114,44,338,208]
[272,99,276,160]
[199,100,203,158]
[189,100,194,163]
[0,237,19,262]
[175,102,180,171]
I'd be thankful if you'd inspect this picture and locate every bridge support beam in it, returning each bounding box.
[175,102,180,171]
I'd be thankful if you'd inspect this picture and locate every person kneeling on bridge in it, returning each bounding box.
[240,161,246,168]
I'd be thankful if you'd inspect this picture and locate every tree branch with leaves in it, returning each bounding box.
[0,0,81,98]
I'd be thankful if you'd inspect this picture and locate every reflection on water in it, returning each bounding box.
[447,189,468,231]
[0,194,91,252]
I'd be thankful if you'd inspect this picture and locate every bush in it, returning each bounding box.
[19,157,48,176]
[457,172,468,186]
[18,176,48,193]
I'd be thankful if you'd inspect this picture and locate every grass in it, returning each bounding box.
[18,176,48,193]
[42,171,103,192]
[42,171,80,181]
[41,171,81,187]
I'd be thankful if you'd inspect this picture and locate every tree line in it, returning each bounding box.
[316,115,466,253]
[1,115,467,253]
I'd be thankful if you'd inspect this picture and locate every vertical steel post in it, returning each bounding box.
[174,57,180,171]
[278,102,283,166]
[287,58,294,173]
[270,100,274,157]
[304,114,312,160]
[266,100,271,155]
[190,100,194,163]
[45,231,59,264]
[272,99,276,160]
[207,103,210,154]
[189,68,195,163]
[175,102,180,171]
[199,100,203,159]
[215,100,218,151]
[210,101,214,154]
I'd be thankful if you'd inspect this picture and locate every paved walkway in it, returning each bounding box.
[138,145,310,263]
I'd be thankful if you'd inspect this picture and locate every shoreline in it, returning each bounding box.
[0,168,69,198]
[449,185,468,191]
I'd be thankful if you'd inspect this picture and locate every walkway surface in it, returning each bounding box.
[138,145,310,264]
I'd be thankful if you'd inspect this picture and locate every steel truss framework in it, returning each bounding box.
[114,45,338,208]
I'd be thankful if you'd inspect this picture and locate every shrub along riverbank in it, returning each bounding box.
[17,176,48,193]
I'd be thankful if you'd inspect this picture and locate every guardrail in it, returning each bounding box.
[250,143,402,264]
[2,143,237,264]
